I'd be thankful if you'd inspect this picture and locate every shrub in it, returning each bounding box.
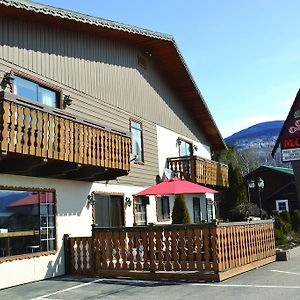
[229,203,264,221]
[280,210,291,223]
[292,209,300,232]
[274,228,288,246]
[172,194,191,224]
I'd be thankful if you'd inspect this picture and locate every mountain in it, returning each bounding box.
[225,121,284,147]
[224,120,285,168]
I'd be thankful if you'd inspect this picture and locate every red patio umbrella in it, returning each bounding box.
[133,177,218,196]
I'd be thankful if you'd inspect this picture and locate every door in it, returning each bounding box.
[193,197,202,223]
[94,194,124,227]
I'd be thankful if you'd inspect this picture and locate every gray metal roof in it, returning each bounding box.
[0,0,227,150]
[0,0,174,41]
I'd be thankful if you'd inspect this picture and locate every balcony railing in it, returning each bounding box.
[0,91,131,181]
[167,156,229,187]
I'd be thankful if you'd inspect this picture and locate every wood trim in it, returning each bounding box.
[0,250,56,264]
[129,117,144,163]
[93,191,125,196]
[11,69,63,109]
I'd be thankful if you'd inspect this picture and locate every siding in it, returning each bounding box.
[0,16,210,186]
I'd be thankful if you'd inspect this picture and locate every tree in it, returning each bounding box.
[172,194,191,224]
[219,163,248,220]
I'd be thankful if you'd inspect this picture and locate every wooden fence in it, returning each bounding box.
[67,221,276,282]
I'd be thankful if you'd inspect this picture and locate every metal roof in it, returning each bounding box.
[262,166,294,176]
[0,0,227,150]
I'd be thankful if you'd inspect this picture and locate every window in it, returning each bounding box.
[0,188,56,258]
[134,197,148,225]
[206,198,214,223]
[276,199,289,212]
[14,75,59,108]
[193,197,202,223]
[178,139,192,157]
[156,196,170,221]
[130,119,144,162]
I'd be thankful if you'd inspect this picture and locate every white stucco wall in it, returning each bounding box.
[0,174,144,289]
[156,125,211,177]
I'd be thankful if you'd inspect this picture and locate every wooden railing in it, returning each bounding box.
[0,91,131,172]
[67,221,276,282]
[167,156,229,187]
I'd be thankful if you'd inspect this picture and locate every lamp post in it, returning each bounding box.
[247,179,255,203]
[257,177,264,219]
[248,177,264,219]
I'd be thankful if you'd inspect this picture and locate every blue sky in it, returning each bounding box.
[36,0,300,137]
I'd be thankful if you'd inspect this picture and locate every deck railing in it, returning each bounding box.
[167,156,229,187]
[67,221,276,282]
[0,91,131,172]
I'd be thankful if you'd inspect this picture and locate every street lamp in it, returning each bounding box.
[257,177,264,219]
[247,179,255,203]
[247,177,264,219]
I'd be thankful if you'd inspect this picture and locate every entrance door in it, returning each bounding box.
[94,194,124,227]
[193,197,202,223]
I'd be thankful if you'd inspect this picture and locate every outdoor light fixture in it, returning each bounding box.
[144,50,152,57]
[248,177,264,219]
[176,138,182,147]
[63,95,72,108]
[2,72,14,91]
[87,192,96,206]
[193,144,198,151]
[125,197,132,207]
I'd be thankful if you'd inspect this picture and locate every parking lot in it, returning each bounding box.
[1,255,300,300]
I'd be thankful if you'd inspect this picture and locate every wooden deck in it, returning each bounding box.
[167,156,229,187]
[66,221,276,282]
[0,91,131,181]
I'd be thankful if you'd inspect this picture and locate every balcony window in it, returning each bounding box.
[156,196,170,221]
[130,119,144,163]
[14,75,59,108]
[0,188,56,258]
[178,139,192,157]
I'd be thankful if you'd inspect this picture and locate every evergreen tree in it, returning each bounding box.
[172,194,191,224]
[220,163,248,220]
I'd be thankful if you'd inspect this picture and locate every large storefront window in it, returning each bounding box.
[0,188,56,258]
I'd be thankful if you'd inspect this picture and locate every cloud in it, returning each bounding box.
[221,114,287,138]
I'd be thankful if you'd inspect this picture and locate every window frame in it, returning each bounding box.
[133,196,148,226]
[156,196,170,222]
[129,118,144,164]
[12,69,63,109]
[92,191,125,227]
[0,185,57,262]
[275,199,289,212]
[206,198,214,223]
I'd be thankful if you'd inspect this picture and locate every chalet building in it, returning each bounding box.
[0,0,228,288]
[244,166,298,214]
[272,89,300,210]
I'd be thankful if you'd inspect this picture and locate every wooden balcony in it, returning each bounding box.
[167,156,229,188]
[0,91,131,181]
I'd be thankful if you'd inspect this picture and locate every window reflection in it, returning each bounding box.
[0,189,56,258]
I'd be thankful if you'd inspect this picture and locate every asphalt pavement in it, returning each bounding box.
[1,255,300,300]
